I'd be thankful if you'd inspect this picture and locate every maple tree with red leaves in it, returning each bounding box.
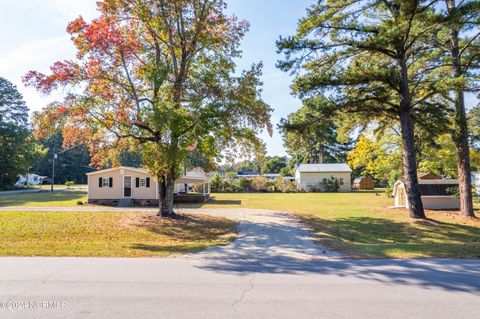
[24,0,272,217]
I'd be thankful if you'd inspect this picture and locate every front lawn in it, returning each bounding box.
[201,192,480,259]
[2,189,479,259]
[0,190,87,207]
[0,211,236,257]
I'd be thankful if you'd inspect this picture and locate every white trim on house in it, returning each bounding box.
[123,175,132,198]
[87,166,148,176]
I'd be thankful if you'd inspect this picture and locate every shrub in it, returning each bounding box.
[322,176,340,192]
[65,181,75,189]
[76,200,84,205]
[232,177,251,192]
[251,177,268,191]
[275,177,297,193]
[210,172,224,192]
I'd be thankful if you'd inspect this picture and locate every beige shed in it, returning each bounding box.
[392,179,459,210]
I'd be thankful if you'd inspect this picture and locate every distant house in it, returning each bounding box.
[87,166,211,206]
[15,174,49,186]
[295,164,352,192]
[392,178,459,210]
[353,176,375,190]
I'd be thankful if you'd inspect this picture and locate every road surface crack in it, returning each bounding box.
[231,272,256,309]
[6,262,83,302]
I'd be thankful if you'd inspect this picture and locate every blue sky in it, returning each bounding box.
[0,0,315,156]
[1,0,477,157]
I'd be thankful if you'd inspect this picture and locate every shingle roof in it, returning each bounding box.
[296,163,352,173]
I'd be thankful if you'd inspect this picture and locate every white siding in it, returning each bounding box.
[88,168,157,200]
[297,172,351,192]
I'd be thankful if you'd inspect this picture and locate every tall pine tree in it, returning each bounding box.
[277,0,449,218]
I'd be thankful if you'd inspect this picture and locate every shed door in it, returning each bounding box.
[397,185,406,207]
[124,176,132,198]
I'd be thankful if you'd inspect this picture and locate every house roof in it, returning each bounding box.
[86,166,149,176]
[296,163,352,173]
[176,170,209,183]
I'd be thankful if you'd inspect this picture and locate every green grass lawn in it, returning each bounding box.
[0,211,236,257]
[0,190,87,207]
[1,189,479,258]
[199,192,480,259]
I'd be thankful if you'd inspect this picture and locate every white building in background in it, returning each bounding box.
[295,163,352,192]
[15,174,48,186]
[471,171,480,195]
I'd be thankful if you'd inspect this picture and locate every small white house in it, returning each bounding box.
[295,163,352,192]
[15,174,48,186]
[87,166,211,206]
[392,179,460,210]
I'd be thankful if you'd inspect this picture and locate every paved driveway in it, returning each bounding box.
[0,208,479,319]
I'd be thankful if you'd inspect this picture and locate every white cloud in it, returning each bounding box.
[2,0,99,23]
[0,36,76,113]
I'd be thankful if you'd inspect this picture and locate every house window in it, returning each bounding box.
[102,178,110,187]
[340,178,344,185]
[139,178,146,187]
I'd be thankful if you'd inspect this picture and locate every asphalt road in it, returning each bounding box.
[0,209,479,318]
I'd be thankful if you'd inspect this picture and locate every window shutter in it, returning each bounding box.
[146,177,150,188]
[136,177,140,188]
[99,177,103,188]
[109,177,113,188]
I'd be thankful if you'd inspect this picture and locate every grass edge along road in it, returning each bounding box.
[200,192,480,259]
[1,190,479,258]
[0,211,236,257]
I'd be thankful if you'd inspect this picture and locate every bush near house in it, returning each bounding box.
[210,175,298,193]
[306,177,340,193]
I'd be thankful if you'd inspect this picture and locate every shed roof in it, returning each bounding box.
[296,163,352,173]
[353,176,372,183]
[418,172,443,180]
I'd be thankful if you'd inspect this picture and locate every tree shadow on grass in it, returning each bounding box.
[128,213,236,254]
[195,216,480,294]
[177,197,242,209]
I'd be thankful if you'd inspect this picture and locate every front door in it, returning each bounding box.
[124,176,132,197]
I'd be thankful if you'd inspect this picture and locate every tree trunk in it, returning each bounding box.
[157,175,166,216]
[453,90,475,217]
[446,0,475,218]
[399,112,426,219]
[397,52,426,219]
[160,169,176,217]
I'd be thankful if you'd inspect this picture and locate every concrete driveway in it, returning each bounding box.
[0,208,479,319]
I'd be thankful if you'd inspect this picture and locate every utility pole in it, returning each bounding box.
[51,143,57,192]
[50,148,57,192]
[50,143,83,192]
